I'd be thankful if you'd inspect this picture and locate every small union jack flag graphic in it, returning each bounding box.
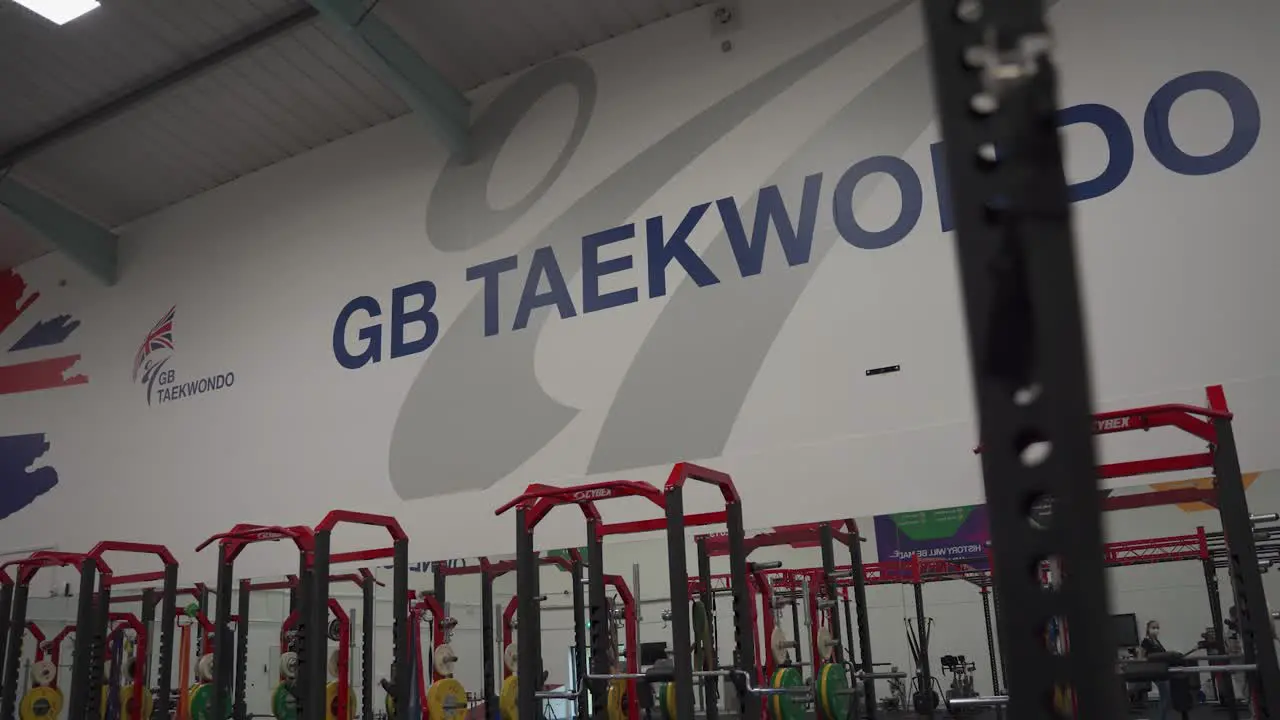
[133,306,175,381]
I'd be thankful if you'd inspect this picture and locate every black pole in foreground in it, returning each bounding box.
[695,536,720,720]
[1209,408,1280,715]
[155,564,179,720]
[980,588,1000,695]
[392,540,410,720]
[480,569,497,720]
[588,521,611,720]
[724,502,760,720]
[663,488,696,720]
[848,534,876,717]
[570,557,588,720]
[920,1,1120,717]
[362,574,375,720]
[514,510,543,720]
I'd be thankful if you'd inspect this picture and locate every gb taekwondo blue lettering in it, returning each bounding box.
[330,0,1262,499]
[134,306,236,406]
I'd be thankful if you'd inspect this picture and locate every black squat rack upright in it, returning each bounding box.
[0,551,112,720]
[921,0,1278,717]
[496,463,756,720]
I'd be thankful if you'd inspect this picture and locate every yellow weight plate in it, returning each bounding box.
[499,675,518,720]
[427,678,467,720]
[120,686,153,720]
[663,683,676,720]
[325,682,355,720]
[606,679,626,720]
[20,686,63,720]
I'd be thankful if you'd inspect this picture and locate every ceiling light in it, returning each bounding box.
[12,0,101,25]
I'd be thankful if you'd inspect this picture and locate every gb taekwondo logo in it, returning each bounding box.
[133,306,236,406]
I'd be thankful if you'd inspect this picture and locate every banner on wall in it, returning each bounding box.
[873,504,990,569]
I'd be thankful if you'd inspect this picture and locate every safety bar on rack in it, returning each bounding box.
[243,575,301,592]
[973,387,1235,480]
[112,582,210,604]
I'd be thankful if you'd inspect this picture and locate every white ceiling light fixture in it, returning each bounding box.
[11,0,101,25]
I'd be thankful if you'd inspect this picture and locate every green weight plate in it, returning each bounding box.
[817,664,850,720]
[189,683,232,720]
[272,683,298,720]
[769,667,804,720]
[184,603,201,618]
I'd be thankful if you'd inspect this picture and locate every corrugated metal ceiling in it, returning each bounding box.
[0,0,713,272]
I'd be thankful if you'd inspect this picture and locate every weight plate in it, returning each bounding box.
[606,679,626,720]
[502,643,517,673]
[327,650,341,680]
[19,686,63,720]
[432,643,458,678]
[327,619,342,643]
[817,663,849,720]
[816,627,836,662]
[189,682,232,720]
[325,681,355,720]
[663,683,676,720]
[499,675,518,720]
[279,652,299,681]
[272,683,298,720]
[769,627,790,665]
[120,686,153,720]
[30,660,56,687]
[184,603,201,618]
[769,667,804,720]
[427,678,467,720]
[197,654,215,683]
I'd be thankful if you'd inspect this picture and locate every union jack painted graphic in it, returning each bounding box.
[0,268,88,521]
[0,269,87,396]
[133,306,175,381]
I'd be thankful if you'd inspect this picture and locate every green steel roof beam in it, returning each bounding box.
[309,0,471,158]
[0,177,118,285]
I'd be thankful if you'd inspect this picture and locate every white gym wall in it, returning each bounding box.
[1,0,1277,687]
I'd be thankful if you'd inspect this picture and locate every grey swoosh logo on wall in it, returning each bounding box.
[588,48,934,473]
[389,0,916,499]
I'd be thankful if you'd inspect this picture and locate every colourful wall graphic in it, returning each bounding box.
[1149,473,1261,512]
[0,434,59,521]
[0,269,87,520]
[873,504,990,569]
[0,270,86,395]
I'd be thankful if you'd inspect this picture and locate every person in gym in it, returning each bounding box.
[1141,620,1172,719]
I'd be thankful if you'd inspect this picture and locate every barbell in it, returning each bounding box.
[946,660,1261,711]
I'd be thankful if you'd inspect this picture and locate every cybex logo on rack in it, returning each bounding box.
[133,306,237,407]
[1093,417,1133,433]
[572,488,613,501]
